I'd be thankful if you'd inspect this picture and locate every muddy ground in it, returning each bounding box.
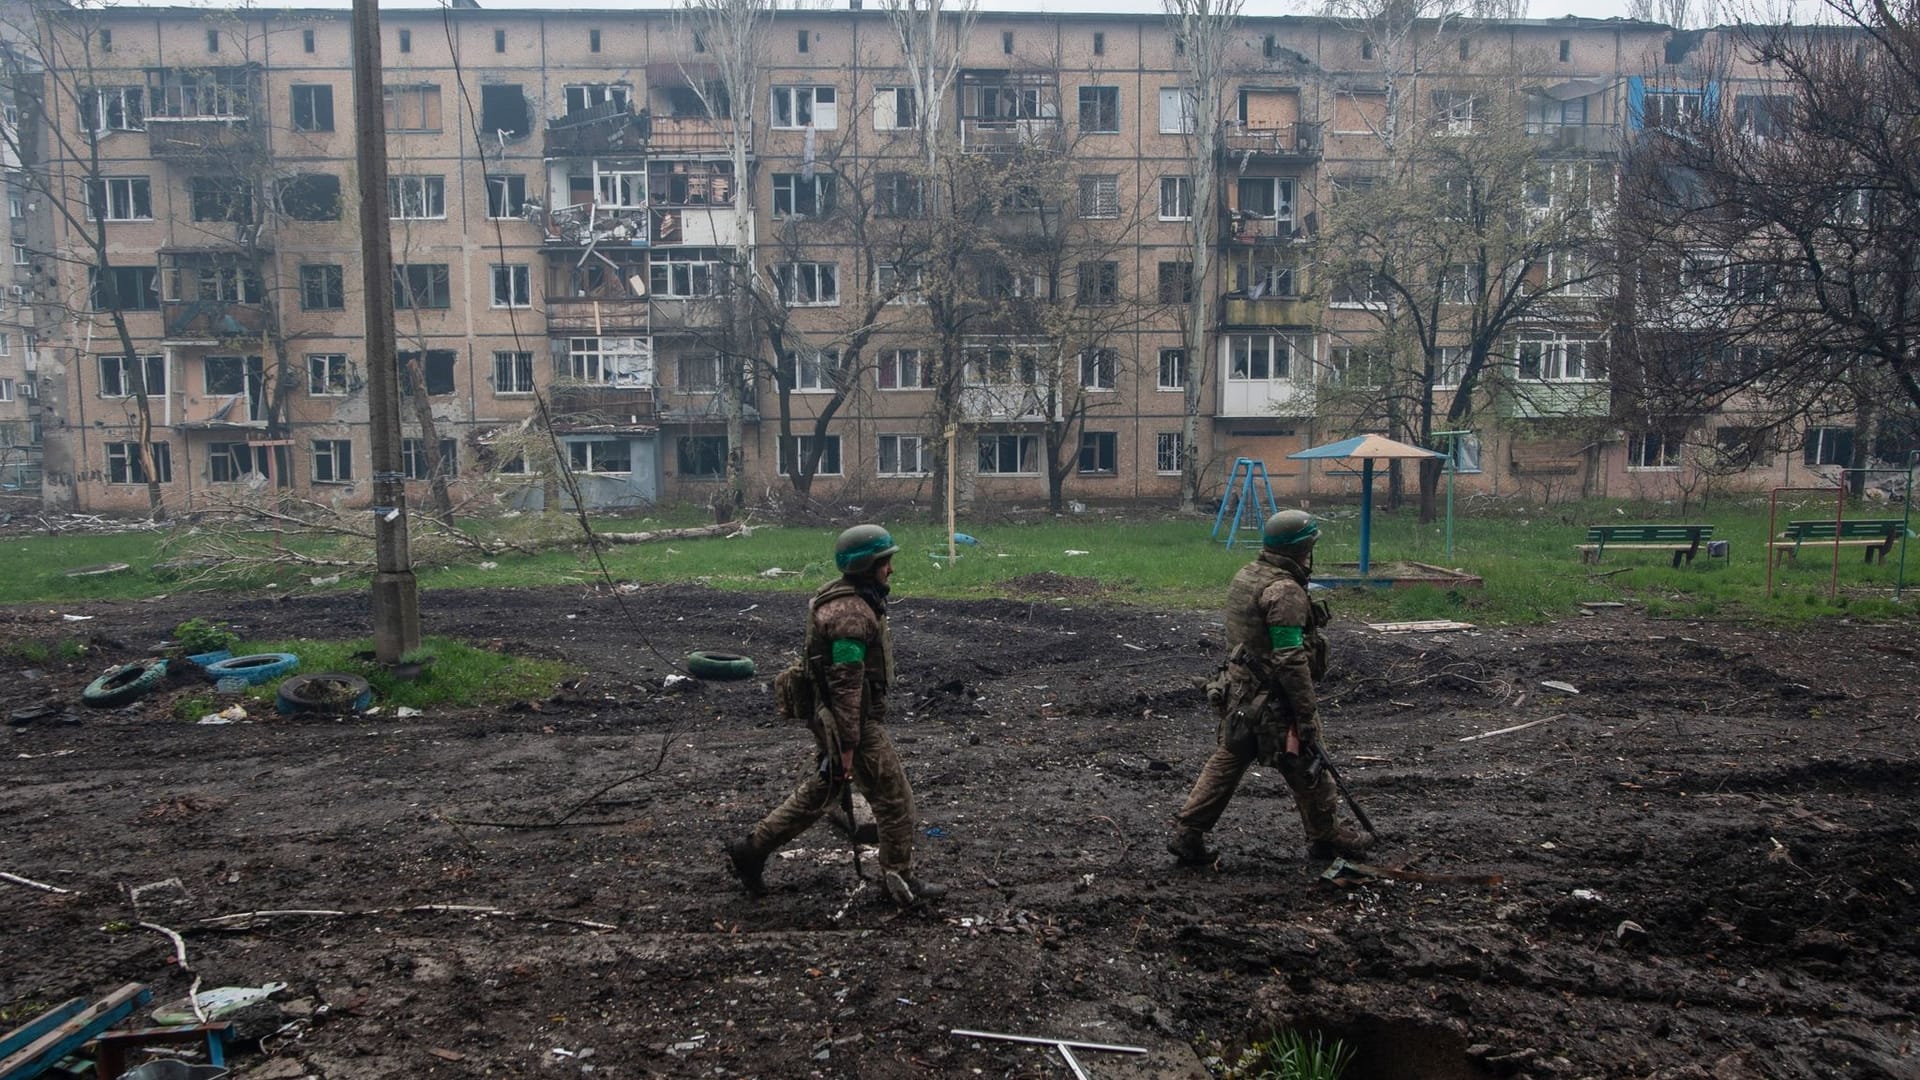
[1,579,1915,1080]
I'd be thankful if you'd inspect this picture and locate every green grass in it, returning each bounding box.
[1226,1029,1355,1080]
[234,635,572,711]
[1,496,1916,627]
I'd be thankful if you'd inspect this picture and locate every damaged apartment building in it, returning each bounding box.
[18,5,1882,513]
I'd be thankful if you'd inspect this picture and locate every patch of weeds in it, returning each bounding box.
[1224,1029,1354,1080]
[172,618,239,655]
[6,637,88,666]
[237,635,573,711]
[171,695,217,722]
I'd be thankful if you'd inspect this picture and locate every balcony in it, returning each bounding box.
[1222,295,1315,327]
[548,385,657,432]
[544,106,745,157]
[1497,380,1612,420]
[541,202,649,248]
[161,300,267,344]
[649,298,729,334]
[959,383,1059,422]
[1527,123,1622,156]
[1223,215,1302,247]
[147,117,255,161]
[1221,120,1322,161]
[546,296,649,335]
[960,118,1063,153]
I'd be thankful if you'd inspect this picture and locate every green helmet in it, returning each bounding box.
[835,524,900,574]
[1263,509,1319,551]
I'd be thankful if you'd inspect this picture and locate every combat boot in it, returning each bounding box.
[1306,821,1376,862]
[726,836,767,897]
[882,870,947,907]
[1166,827,1217,866]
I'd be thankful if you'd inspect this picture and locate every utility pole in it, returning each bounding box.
[351,0,421,661]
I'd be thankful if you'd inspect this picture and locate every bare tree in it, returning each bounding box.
[1165,0,1241,513]
[674,0,770,519]
[1622,4,1920,492]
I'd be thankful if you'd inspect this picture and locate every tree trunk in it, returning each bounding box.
[403,355,455,525]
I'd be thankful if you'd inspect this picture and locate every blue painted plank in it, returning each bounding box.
[0,1002,87,1062]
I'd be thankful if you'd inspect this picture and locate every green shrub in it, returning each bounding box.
[173,618,239,654]
[1225,1029,1354,1080]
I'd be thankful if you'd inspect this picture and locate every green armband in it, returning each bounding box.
[830,638,868,664]
[1269,625,1304,650]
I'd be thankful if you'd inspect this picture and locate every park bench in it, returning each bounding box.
[1770,518,1913,564]
[1577,523,1721,567]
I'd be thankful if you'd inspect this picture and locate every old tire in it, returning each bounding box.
[204,653,299,686]
[82,658,169,708]
[687,650,756,681]
[276,673,373,715]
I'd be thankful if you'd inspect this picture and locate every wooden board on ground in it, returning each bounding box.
[1367,620,1476,633]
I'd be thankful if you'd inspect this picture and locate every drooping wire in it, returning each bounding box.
[434,3,692,674]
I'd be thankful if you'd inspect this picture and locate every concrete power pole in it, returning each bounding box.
[350,0,421,661]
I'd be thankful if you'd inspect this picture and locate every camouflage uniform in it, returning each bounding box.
[746,578,920,875]
[1170,545,1371,861]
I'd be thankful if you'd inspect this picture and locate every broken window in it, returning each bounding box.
[189,176,253,223]
[648,160,735,206]
[393,264,451,309]
[398,349,457,396]
[291,84,333,131]
[479,84,529,139]
[278,174,341,221]
[486,175,527,218]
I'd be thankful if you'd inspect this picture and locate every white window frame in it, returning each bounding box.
[594,169,647,209]
[1158,87,1195,134]
[1434,346,1467,389]
[388,175,446,220]
[1159,175,1192,221]
[651,249,724,298]
[1080,347,1116,391]
[1325,344,1385,388]
[1226,332,1305,381]
[1155,431,1185,474]
[1517,333,1602,382]
[106,441,171,484]
[88,176,153,221]
[976,433,1040,476]
[1236,176,1295,223]
[490,264,531,308]
[771,85,838,130]
[787,347,840,393]
[87,87,145,133]
[773,261,839,306]
[311,438,353,483]
[402,436,458,481]
[307,353,349,396]
[874,86,917,131]
[563,336,651,385]
[676,353,721,392]
[877,433,931,477]
[564,83,630,114]
[98,354,166,398]
[0,377,13,403]
[492,350,534,394]
[1627,430,1682,470]
[1644,90,1702,130]
[486,174,527,219]
[1157,348,1187,391]
[777,434,843,476]
[568,438,632,474]
[1078,430,1117,474]
[877,348,929,390]
[771,172,833,218]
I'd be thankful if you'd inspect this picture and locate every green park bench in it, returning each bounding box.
[1577,523,1722,567]
[1770,518,1914,564]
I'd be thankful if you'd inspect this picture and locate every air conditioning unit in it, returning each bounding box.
[18,382,34,397]
[6,285,24,298]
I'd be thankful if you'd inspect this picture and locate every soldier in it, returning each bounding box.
[726,525,947,907]
[1168,509,1375,865]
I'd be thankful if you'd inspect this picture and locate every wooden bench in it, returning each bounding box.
[1577,524,1720,567]
[1771,519,1913,564]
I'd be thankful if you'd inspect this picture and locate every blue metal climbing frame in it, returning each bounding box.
[1210,458,1278,549]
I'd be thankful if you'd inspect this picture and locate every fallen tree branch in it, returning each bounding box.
[1,870,73,894]
[198,905,615,932]
[139,921,208,1023]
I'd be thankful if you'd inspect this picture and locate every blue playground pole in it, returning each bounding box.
[1358,458,1375,576]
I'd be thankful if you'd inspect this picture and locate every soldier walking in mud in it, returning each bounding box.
[1168,509,1375,865]
[727,524,947,907]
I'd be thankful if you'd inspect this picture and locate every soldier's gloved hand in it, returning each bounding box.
[1292,713,1320,748]
[838,747,855,782]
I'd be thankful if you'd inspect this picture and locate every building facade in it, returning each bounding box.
[17,6,1875,515]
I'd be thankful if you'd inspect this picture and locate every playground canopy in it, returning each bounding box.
[1288,434,1446,575]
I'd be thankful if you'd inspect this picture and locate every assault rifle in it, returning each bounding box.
[1301,735,1377,838]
